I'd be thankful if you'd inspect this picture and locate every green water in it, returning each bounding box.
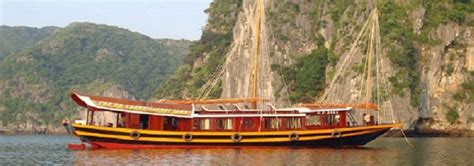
[0,135,472,165]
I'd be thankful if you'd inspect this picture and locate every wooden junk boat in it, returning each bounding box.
[66,92,400,150]
[66,3,401,149]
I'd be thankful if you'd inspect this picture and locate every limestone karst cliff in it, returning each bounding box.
[156,0,474,135]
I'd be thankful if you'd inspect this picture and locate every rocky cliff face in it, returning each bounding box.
[159,0,473,135]
[221,0,277,106]
[417,23,474,134]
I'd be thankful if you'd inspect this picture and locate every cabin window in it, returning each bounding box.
[200,119,211,130]
[192,118,211,130]
[335,114,341,125]
[263,118,271,129]
[326,114,337,125]
[164,117,179,130]
[243,118,254,129]
[284,118,301,129]
[216,118,233,130]
[139,114,149,129]
[192,119,199,130]
[118,113,125,127]
[173,118,179,128]
[264,118,280,129]
[306,115,321,126]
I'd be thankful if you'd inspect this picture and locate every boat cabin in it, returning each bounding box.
[71,92,355,132]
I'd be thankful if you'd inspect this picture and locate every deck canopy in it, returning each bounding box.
[70,92,194,117]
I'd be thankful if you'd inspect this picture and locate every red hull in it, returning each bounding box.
[73,141,363,150]
[67,143,86,150]
[67,143,101,150]
[69,142,273,150]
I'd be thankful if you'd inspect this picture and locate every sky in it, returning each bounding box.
[0,0,212,40]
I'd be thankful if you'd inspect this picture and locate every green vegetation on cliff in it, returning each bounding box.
[420,0,473,35]
[155,0,242,99]
[453,72,474,103]
[279,46,330,103]
[156,0,473,112]
[379,1,421,107]
[378,0,472,107]
[0,26,59,60]
[446,107,460,124]
[0,23,191,126]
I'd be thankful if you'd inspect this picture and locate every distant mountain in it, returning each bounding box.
[0,26,60,60]
[0,22,192,132]
[155,38,192,65]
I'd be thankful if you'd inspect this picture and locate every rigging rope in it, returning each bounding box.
[198,57,227,99]
[400,128,414,147]
[200,68,225,99]
[319,10,373,102]
[356,25,371,104]
[316,7,397,125]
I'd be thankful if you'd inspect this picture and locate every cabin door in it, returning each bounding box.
[139,114,149,129]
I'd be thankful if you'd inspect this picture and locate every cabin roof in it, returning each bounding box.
[197,106,351,113]
[194,104,294,112]
[70,92,194,117]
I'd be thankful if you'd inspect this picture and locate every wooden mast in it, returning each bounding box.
[252,0,263,109]
[365,9,376,113]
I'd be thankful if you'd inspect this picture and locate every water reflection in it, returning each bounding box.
[72,146,395,165]
[0,135,472,165]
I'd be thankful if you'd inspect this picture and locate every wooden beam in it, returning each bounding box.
[298,103,379,110]
[158,98,268,105]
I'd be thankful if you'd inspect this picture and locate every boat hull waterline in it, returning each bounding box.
[69,123,400,150]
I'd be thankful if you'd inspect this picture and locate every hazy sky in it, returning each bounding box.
[1,0,212,40]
